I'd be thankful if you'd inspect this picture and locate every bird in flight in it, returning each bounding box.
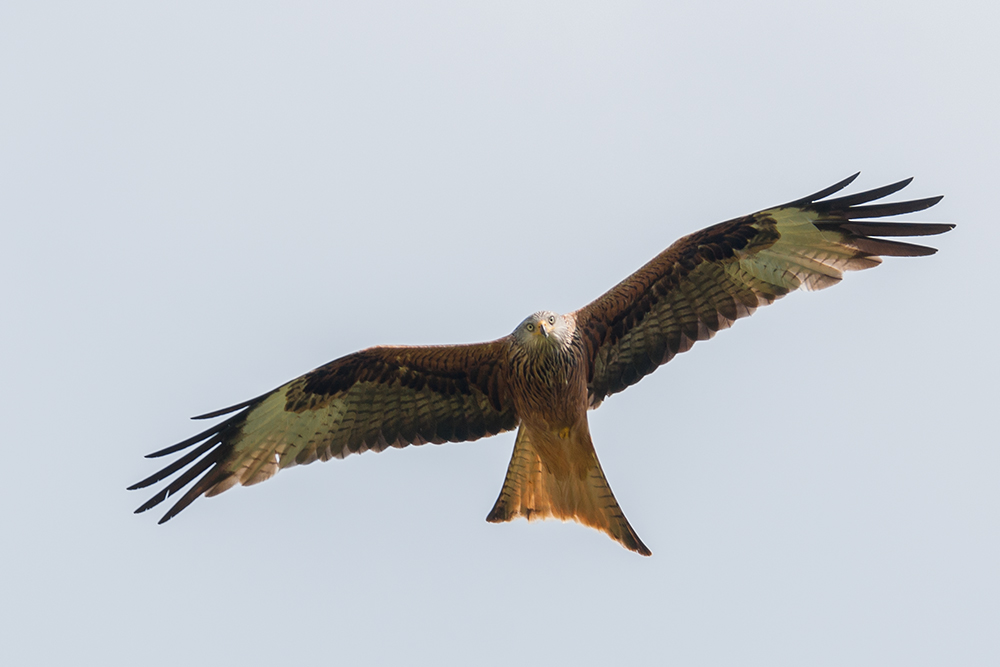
[131,174,952,556]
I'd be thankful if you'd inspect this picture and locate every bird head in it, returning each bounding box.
[513,311,573,351]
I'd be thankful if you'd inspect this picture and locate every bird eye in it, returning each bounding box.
[548,315,556,324]
[526,323,534,331]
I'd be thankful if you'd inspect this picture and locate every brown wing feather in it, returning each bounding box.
[130,340,518,523]
[574,176,953,406]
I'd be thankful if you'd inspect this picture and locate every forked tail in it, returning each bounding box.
[486,424,650,556]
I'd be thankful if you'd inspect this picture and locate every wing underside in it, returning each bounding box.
[575,174,952,405]
[130,342,518,523]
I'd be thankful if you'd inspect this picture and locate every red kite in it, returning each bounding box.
[131,174,952,555]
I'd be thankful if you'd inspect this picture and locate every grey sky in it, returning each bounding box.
[2,2,997,665]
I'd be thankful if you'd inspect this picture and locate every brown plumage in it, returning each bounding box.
[131,174,953,556]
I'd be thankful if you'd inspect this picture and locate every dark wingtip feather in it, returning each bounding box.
[815,177,914,210]
[145,401,258,459]
[191,391,271,420]
[156,477,218,524]
[133,442,228,519]
[145,420,227,458]
[849,237,941,256]
[846,195,944,219]
[833,221,955,237]
[134,488,169,514]
[786,177,946,225]
[782,172,860,208]
[128,440,219,490]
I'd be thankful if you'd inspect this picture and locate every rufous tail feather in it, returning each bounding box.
[486,424,651,556]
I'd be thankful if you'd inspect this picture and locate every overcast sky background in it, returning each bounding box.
[2,2,998,665]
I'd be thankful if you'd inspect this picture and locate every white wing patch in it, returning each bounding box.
[204,386,350,496]
[732,207,881,293]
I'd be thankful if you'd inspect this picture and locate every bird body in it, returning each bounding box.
[486,311,650,554]
[131,174,953,556]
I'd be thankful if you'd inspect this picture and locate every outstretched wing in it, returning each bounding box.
[574,174,953,406]
[130,340,518,523]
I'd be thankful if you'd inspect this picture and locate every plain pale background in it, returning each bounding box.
[2,2,997,665]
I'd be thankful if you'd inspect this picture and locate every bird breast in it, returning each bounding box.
[508,340,589,431]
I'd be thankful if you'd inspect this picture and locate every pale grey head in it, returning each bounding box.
[511,311,575,353]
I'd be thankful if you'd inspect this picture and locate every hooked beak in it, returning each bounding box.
[536,321,549,338]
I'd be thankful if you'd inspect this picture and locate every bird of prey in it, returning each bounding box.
[131,174,952,556]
